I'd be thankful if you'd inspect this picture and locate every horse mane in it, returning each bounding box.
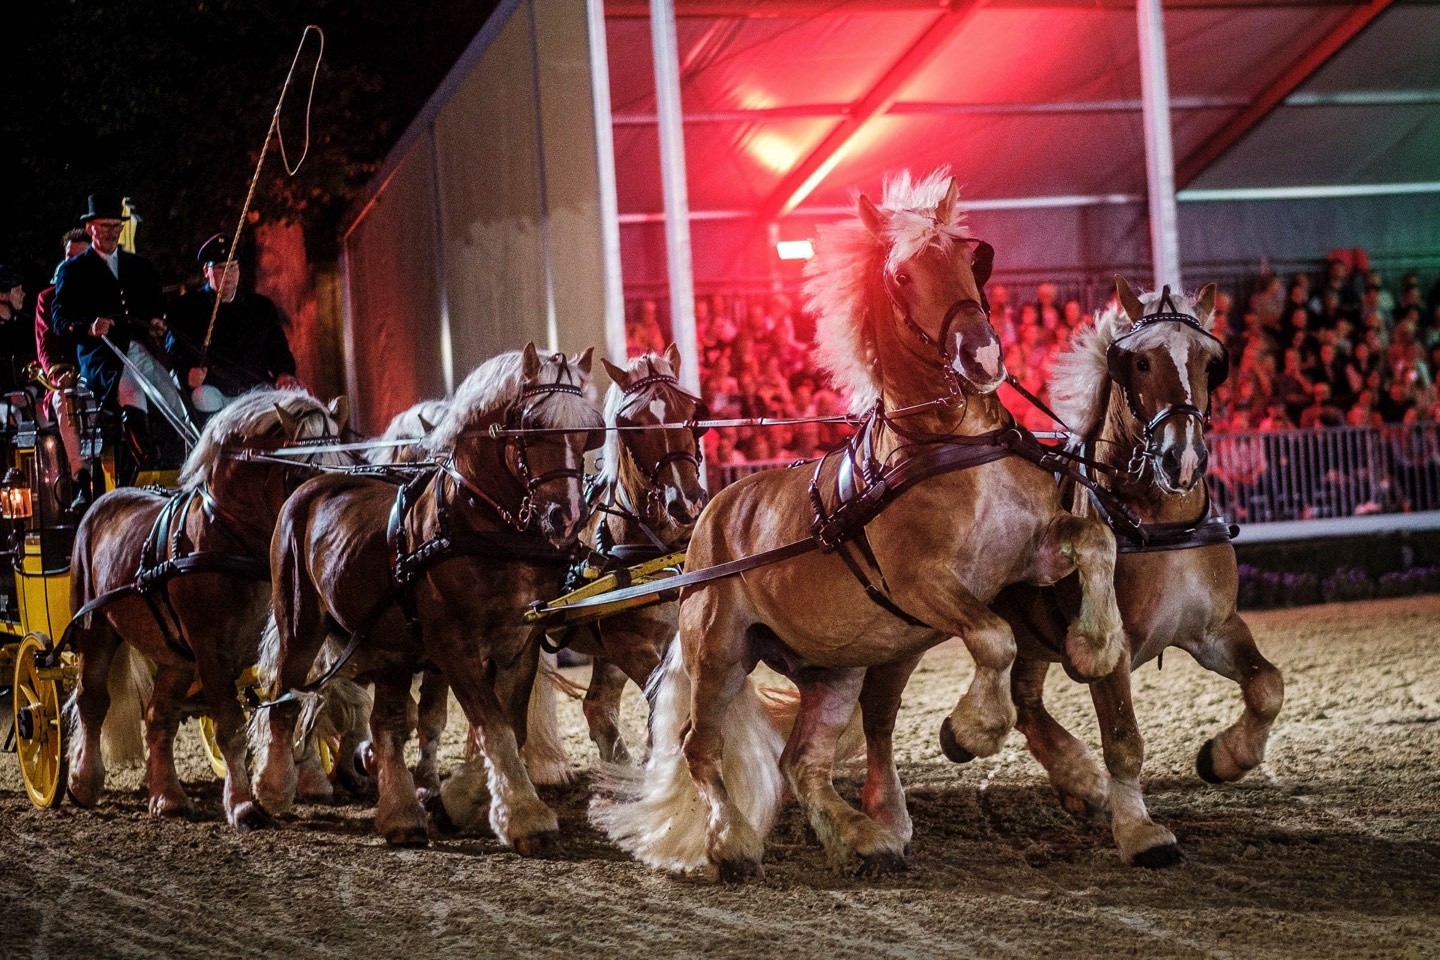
[423,349,600,455]
[179,388,331,490]
[1049,287,1216,441]
[598,351,680,492]
[804,168,972,414]
[369,398,449,465]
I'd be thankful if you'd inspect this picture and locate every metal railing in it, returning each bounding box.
[712,422,1440,526]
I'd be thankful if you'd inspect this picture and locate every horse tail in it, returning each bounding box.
[520,651,574,786]
[758,684,866,766]
[590,636,785,873]
[247,614,286,766]
[98,644,153,769]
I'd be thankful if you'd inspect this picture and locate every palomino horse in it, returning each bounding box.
[594,171,1125,879]
[66,389,350,829]
[547,345,708,767]
[255,345,603,850]
[988,278,1283,865]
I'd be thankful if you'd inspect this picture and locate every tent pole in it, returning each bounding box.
[586,0,627,367]
[1136,0,1182,290]
[649,0,700,394]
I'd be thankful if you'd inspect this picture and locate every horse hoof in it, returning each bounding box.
[938,717,975,764]
[149,797,193,820]
[856,850,908,877]
[384,825,430,848]
[424,792,460,836]
[1132,843,1185,869]
[715,856,764,884]
[1060,793,1104,819]
[1196,739,1223,784]
[233,802,276,833]
[513,831,558,859]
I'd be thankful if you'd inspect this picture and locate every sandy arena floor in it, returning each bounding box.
[1,595,1437,959]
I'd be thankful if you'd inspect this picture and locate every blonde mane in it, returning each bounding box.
[179,388,334,490]
[803,169,973,414]
[598,351,682,493]
[369,398,449,465]
[423,349,601,455]
[1049,287,1216,441]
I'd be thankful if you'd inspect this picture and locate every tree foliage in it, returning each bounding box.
[5,0,499,285]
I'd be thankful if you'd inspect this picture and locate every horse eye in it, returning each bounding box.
[894,271,911,286]
[1135,357,1151,374]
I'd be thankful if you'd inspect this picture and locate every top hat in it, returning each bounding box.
[80,193,131,223]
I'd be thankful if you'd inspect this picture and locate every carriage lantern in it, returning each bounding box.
[0,468,32,520]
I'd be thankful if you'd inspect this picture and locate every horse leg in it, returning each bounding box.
[413,667,448,799]
[371,668,428,847]
[857,654,921,850]
[584,657,632,764]
[144,663,196,819]
[66,624,123,807]
[938,607,1018,762]
[1037,515,1125,679]
[784,667,906,875]
[442,657,559,855]
[1089,663,1182,867]
[254,576,328,816]
[1012,656,1108,817]
[1188,615,1285,783]
[194,648,273,832]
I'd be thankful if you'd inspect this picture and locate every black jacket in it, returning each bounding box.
[166,285,297,397]
[53,247,167,406]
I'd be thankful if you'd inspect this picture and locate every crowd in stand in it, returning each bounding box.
[627,255,1440,491]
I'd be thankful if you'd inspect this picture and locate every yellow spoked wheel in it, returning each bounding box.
[14,633,68,809]
[198,716,228,779]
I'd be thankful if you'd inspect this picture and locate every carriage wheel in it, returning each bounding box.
[197,716,229,779]
[14,633,68,809]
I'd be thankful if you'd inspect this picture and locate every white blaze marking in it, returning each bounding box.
[975,339,1002,378]
[1165,338,1194,406]
[648,398,668,420]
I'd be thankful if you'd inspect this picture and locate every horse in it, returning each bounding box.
[65,389,351,829]
[254,344,604,850]
[527,344,708,775]
[593,170,1125,880]
[987,278,1283,865]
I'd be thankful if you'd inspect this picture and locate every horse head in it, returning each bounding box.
[859,176,1004,397]
[601,342,709,534]
[496,343,603,548]
[1108,277,1228,494]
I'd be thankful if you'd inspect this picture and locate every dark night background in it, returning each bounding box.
[4,0,502,291]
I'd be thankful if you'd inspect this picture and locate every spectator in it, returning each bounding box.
[1299,382,1344,429]
[0,264,35,395]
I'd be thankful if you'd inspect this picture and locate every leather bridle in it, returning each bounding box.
[883,237,995,398]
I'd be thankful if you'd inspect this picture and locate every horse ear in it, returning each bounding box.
[1115,276,1144,325]
[600,357,629,390]
[327,395,350,432]
[1195,283,1218,320]
[858,194,885,239]
[521,342,541,380]
[576,346,594,375]
[936,177,960,225]
[274,403,303,440]
[663,342,682,374]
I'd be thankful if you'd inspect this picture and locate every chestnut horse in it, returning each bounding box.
[66,389,351,829]
[254,345,603,850]
[594,171,1125,880]
[989,278,1283,865]
[530,345,708,775]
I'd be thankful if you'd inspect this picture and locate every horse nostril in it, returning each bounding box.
[545,504,567,530]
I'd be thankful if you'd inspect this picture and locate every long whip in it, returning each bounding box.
[202,25,325,357]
